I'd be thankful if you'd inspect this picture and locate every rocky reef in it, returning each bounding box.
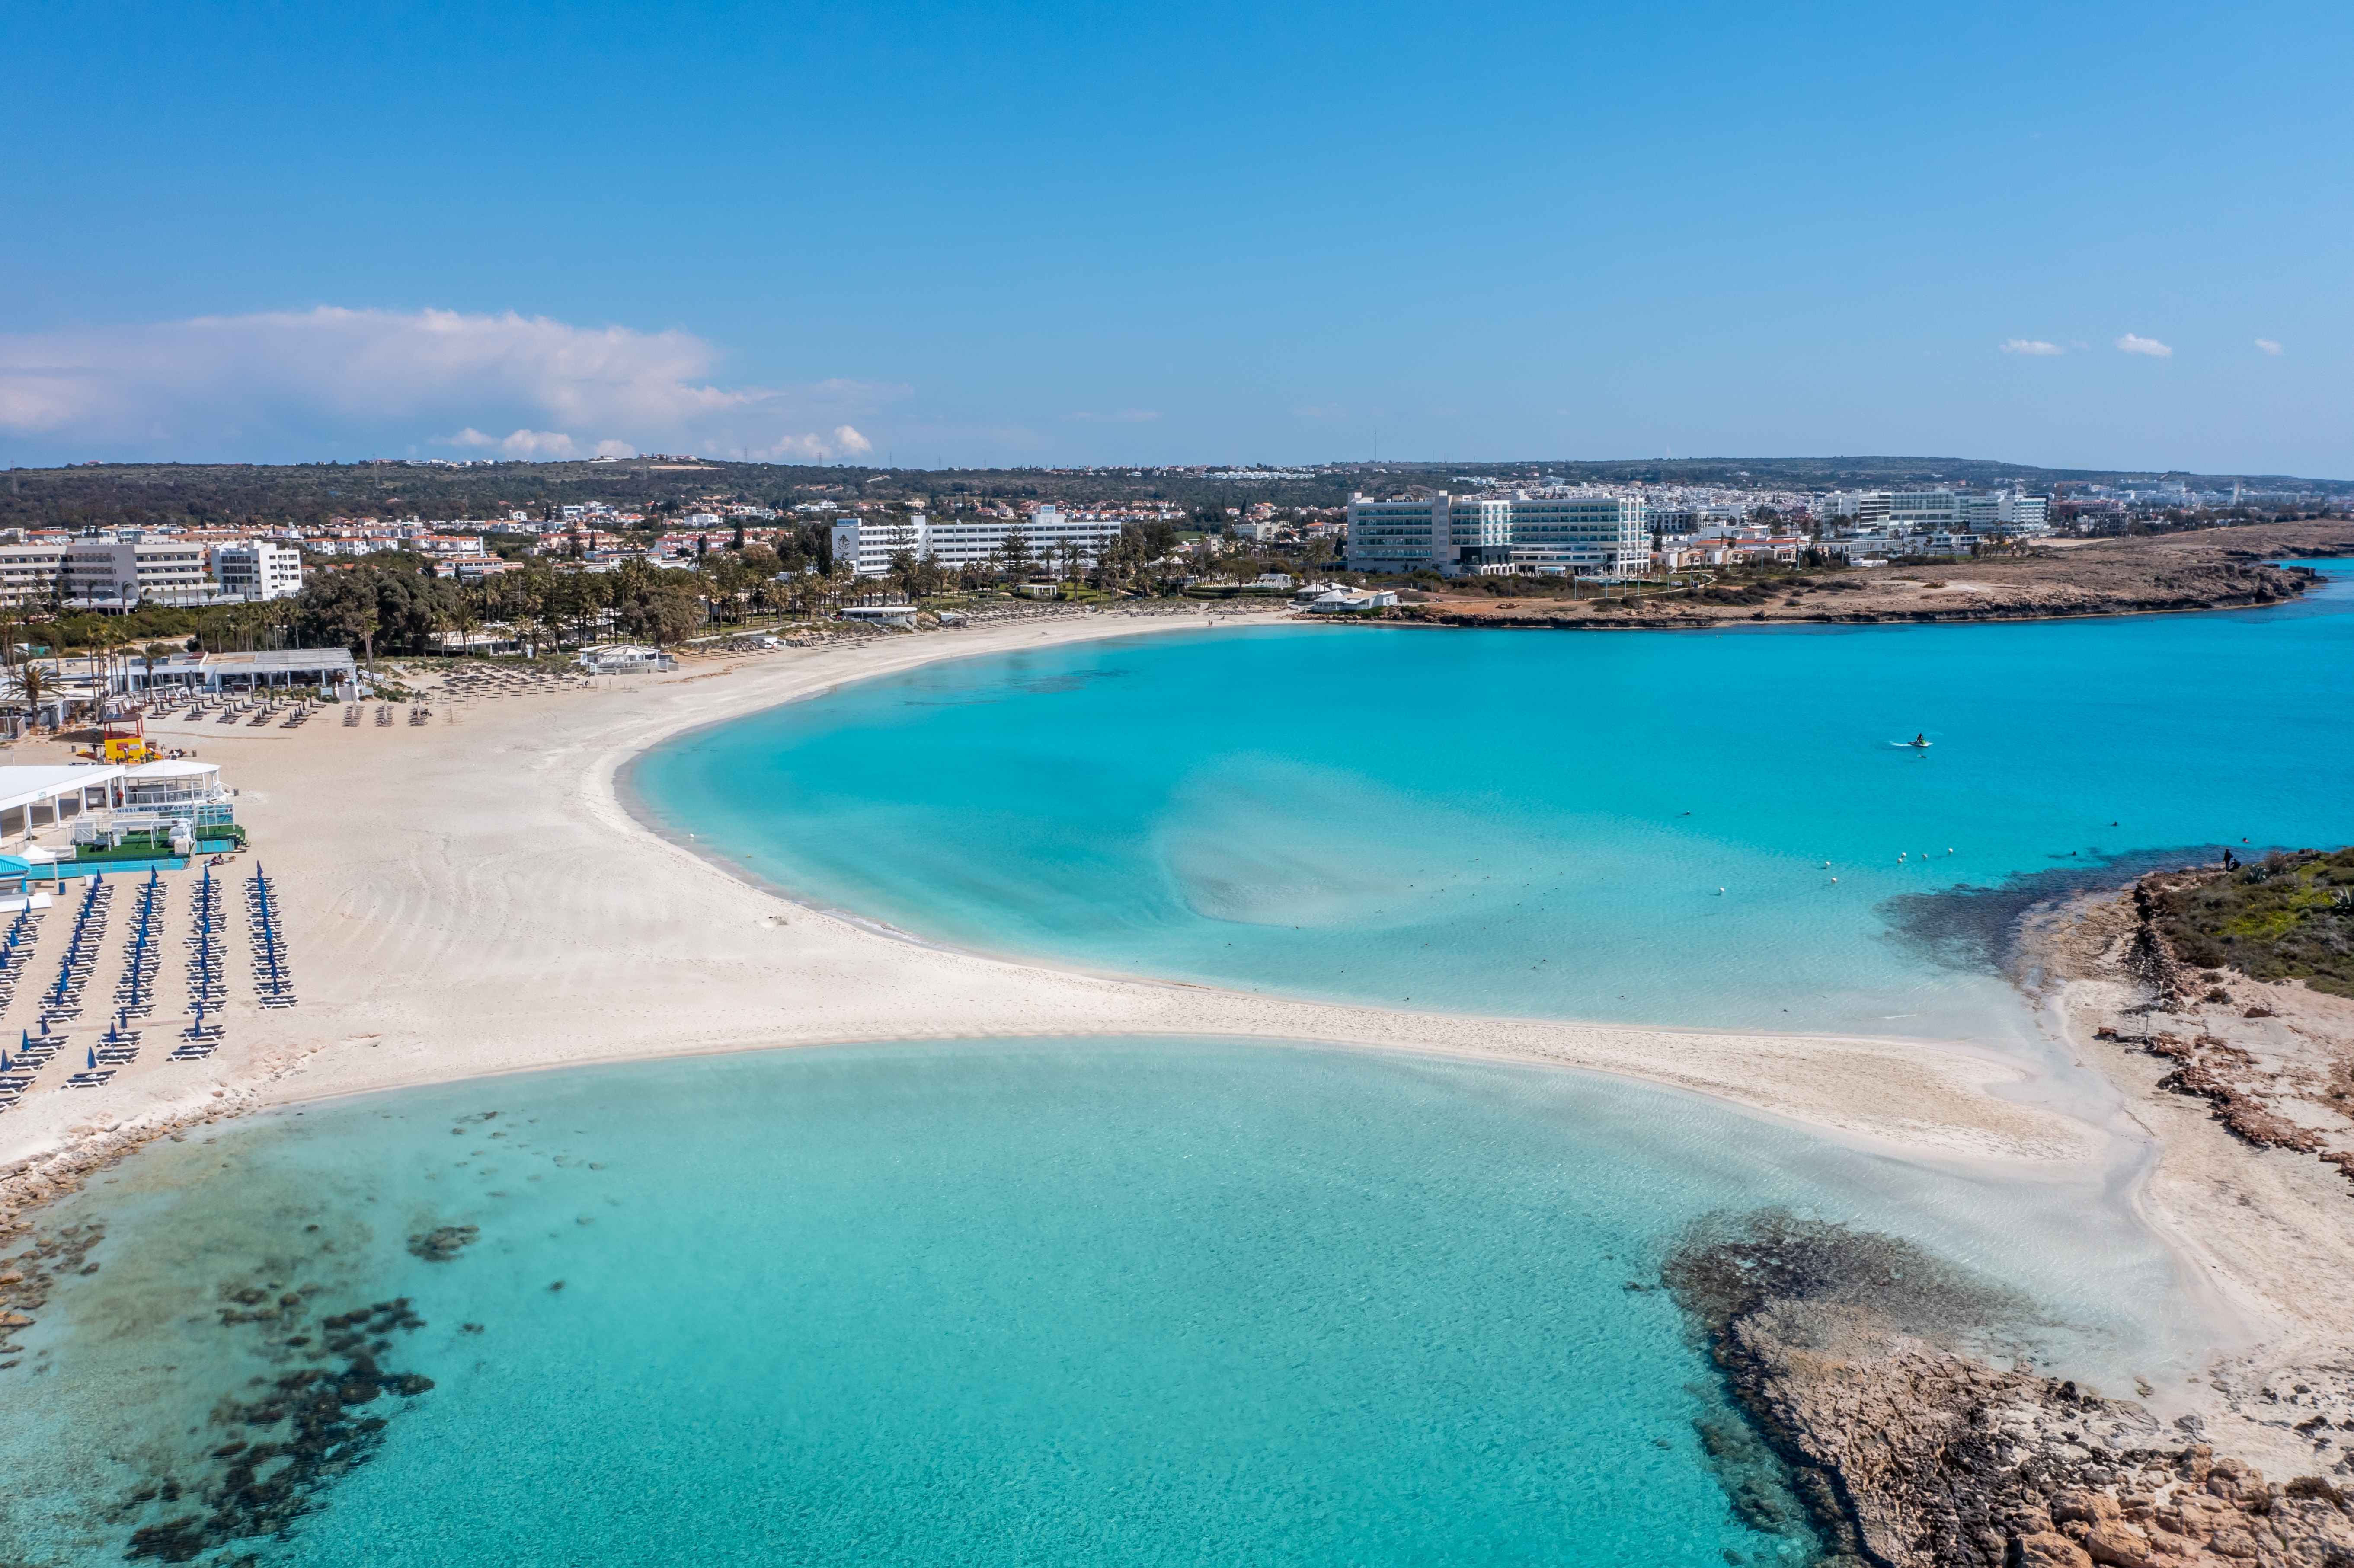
[120,1287,437,1562]
[1662,1211,2354,1567]
[0,1220,106,1370]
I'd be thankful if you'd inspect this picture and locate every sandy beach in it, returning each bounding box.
[0,613,2095,1168]
[0,607,2348,1465]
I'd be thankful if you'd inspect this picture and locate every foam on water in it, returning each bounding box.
[0,1040,2213,1565]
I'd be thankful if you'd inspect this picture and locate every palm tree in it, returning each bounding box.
[139,642,175,704]
[11,658,46,734]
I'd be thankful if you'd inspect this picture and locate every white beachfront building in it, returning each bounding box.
[121,647,360,696]
[828,507,1127,580]
[1344,491,1650,579]
[0,765,122,841]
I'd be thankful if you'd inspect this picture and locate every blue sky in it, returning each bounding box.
[2,1,2346,475]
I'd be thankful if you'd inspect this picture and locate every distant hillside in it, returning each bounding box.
[0,454,2342,532]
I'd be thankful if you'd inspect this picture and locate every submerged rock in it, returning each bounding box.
[404,1223,480,1261]
[118,1284,441,1562]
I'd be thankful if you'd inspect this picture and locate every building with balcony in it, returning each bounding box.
[1345,492,1650,579]
[208,542,307,601]
[829,507,1127,579]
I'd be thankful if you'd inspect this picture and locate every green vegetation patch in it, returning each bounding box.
[2154,846,2354,997]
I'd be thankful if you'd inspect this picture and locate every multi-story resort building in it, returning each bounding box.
[829,507,1127,580]
[828,514,930,580]
[1344,492,1651,579]
[1821,489,2051,539]
[0,538,307,611]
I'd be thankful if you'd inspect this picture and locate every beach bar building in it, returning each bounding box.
[123,648,360,696]
[0,764,125,841]
[119,760,233,819]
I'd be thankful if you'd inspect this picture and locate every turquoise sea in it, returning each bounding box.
[631,560,2354,1046]
[1,1041,2191,1566]
[7,564,2349,1564]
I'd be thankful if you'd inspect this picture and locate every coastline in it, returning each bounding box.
[2021,890,2354,1480]
[0,604,2347,1558]
[1377,521,2342,632]
[0,613,2101,1169]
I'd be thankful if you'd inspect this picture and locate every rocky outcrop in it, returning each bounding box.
[0,1088,265,1239]
[2129,882,2205,1011]
[2107,872,2354,1185]
[1379,546,2315,633]
[1662,1212,2354,1567]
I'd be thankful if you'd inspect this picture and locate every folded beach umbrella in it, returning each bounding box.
[86,1047,94,1070]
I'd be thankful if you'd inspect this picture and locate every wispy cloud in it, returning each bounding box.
[1292,403,1347,418]
[0,306,902,463]
[1067,409,1161,424]
[2255,338,2284,356]
[2115,333,2173,358]
[1999,339,2066,356]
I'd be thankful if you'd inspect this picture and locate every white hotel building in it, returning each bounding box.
[0,539,307,610]
[1344,492,1650,579]
[828,507,1126,579]
[1820,489,2051,538]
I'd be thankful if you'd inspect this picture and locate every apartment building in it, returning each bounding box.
[1345,492,1650,579]
[208,542,306,601]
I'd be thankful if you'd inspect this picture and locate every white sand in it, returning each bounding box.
[0,614,2103,1182]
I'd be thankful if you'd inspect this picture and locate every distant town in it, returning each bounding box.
[0,456,2341,617]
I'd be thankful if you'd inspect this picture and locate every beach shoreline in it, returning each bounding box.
[0,610,2341,1406]
[0,614,2105,1162]
[2,604,2350,1560]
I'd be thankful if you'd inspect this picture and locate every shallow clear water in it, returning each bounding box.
[0,1040,2197,1566]
[631,568,2354,1043]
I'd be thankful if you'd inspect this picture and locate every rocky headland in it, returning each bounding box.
[1381,521,2349,630]
[1663,1213,2354,1568]
[1695,845,2354,1568]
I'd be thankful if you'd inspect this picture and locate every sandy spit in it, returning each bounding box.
[0,611,2114,1198]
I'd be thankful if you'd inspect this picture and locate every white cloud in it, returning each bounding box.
[1292,403,1347,418]
[2115,333,2173,358]
[745,425,871,460]
[2000,339,2065,356]
[448,426,592,458]
[0,306,903,462]
[2255,338,2284,356]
